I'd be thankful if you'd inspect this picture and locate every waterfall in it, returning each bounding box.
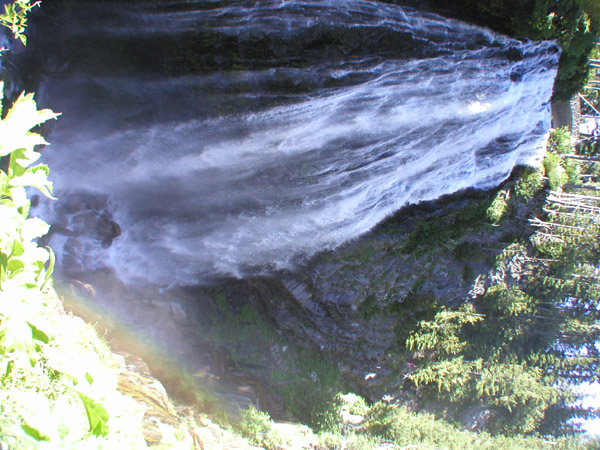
[32,0,560,284]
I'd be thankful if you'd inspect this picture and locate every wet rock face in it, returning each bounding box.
[37,190,121,275]
[239,190,509,404]
[241,199,482,398]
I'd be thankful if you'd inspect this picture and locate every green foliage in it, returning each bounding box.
[0,85,59,366]
[276,349,347,430]
[346,393,368,416]
[320,433,378,450]
[482,283,536,317]
[79,393,110,438]
[0,11,192,444]
[311,394,346,433]
[390,286,440,345]
[311,393,370,434]
[544,152,567,191]
[363,401,584,450]
[475,364,559,435]
[406,304,483,357]
[238,406,282,450]
[0,0,39,48]
[542,128,581,189]
[514,167,544,201]
[487,190,509,224]
[409,357,481,402]
[357,294,379,320]
[402,201,488,255]
[549,127,574,155]
[0,85,159,448]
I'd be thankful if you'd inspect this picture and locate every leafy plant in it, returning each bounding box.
[548,127,574,155]
[238,406,282,450]
[514,167,543,201]
[544,152,567,191]
[0,0,40,49]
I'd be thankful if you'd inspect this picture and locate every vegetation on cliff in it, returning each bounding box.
[389,127,600,437]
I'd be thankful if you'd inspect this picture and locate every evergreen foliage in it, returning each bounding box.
[400,128,600,437]
[514,166,544,200]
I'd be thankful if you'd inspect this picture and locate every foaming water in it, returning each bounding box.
[33,0,559,284]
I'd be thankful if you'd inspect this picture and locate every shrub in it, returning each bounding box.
[363,401,583,450]
[514,167,543,201]
[544,152,567,191]
[548,127,573,155]
[487,190,509,224]
[317,431,377,450]
[238,406,282,450]
[563,158,581,184]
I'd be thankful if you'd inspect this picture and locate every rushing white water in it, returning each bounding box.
[34,0,559,284]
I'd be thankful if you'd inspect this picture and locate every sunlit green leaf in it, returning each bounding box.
[0,169,8,196]
[0,90,59,157]
[10,165,54,199]
[40,247,55,290]
[79,393,110,437]
[0,315,34,359]
[0,209,21,257]
[8,147,40,172]
[2,359,14,384]
[9,186,30,217]
[7,258,25,273]
[3,91,58,137]
[26,321,49,344]
[20,245,49,268]
[21,423,50,441]
[11,239,25,258]
[22,217,50,242]
[0,252,7,284]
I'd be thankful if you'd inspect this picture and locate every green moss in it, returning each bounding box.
[344,245,377,263]
[461,265,476,283]
[275,349,347,429]
[402,201,489,255]
[358,294,380,320]
[487,190,509,224]
[391,289,440,345]
[452,241,483,262]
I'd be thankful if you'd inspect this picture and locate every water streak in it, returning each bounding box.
[34,0,559,284]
